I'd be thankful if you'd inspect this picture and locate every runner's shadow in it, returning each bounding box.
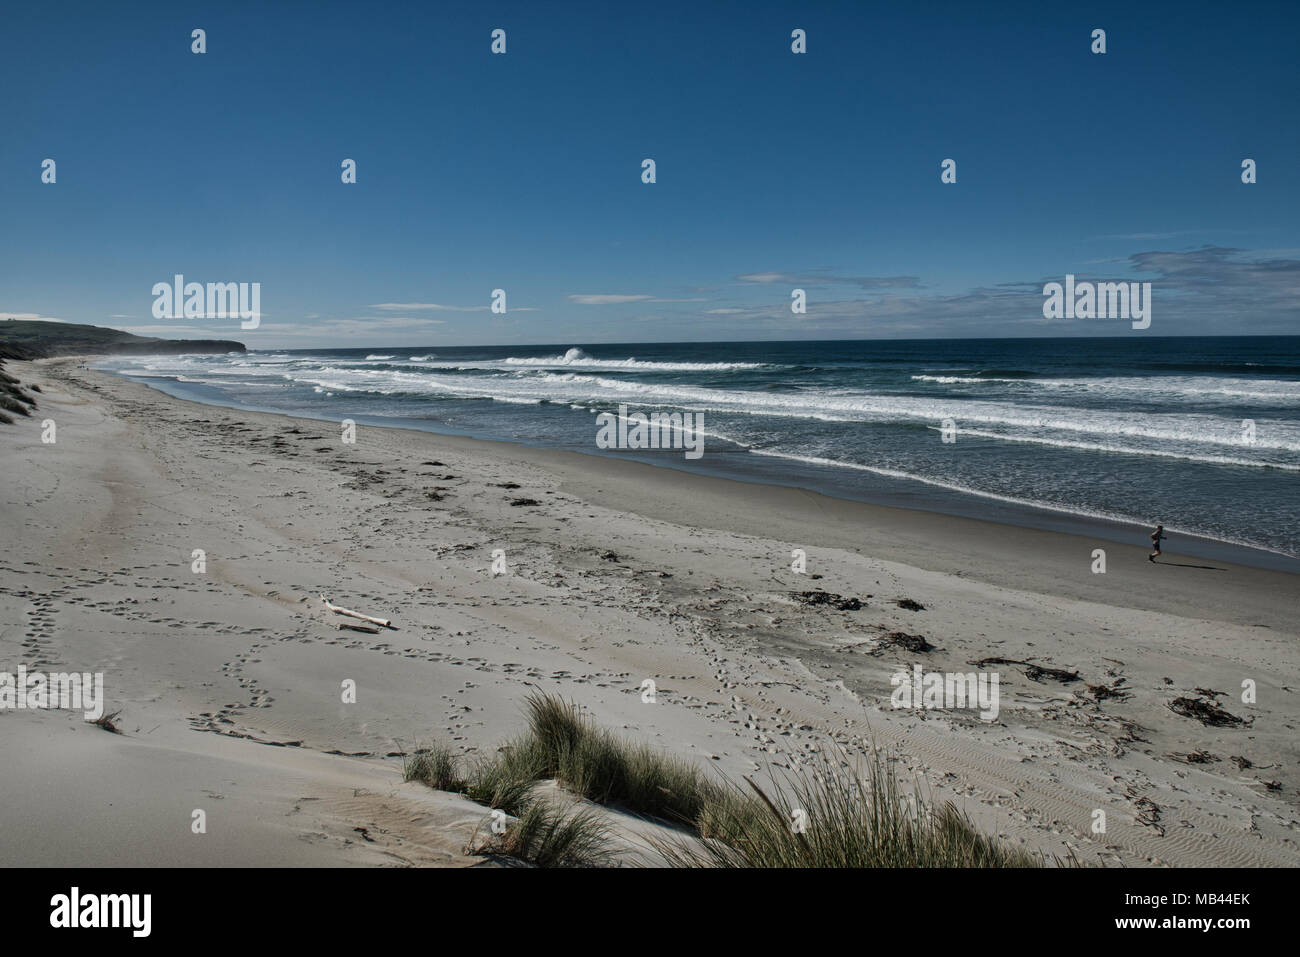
[1156,561,1224,570]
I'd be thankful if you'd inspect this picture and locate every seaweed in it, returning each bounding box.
[970,657,1080,684]
[871,632,936,655]
[1169,694,1249,727]
[792,590,864,611]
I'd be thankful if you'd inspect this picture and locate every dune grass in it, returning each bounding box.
[655,752,1042,868]
[404,735,611,866]
[520,693,726,825]
[0,392,32,417]
[0,360,38,422]
[403,742,464,792]
[406,692,1043,868]
[461,739,547,816]
[470,801,613,868]
[403,737,543,817]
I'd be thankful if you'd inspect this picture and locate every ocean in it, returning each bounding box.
[98,336,1300,566]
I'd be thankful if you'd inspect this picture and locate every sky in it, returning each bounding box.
[2,0,1297,348]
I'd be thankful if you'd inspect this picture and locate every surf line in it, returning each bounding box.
[594,404,705,460]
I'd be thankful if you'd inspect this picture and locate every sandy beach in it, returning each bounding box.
[1,357,1297,867]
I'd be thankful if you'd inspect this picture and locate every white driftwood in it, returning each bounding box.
[321,594,391,628]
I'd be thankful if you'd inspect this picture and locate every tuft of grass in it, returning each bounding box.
[0,393,32,417]
[472,801,612,868]
[462,738,547,816]
[404,738,542,817]
[0,360,39,421]
[522,692,725,825]
[403,742,465,792]
[653,750,1041,868]
[403,733,609,866]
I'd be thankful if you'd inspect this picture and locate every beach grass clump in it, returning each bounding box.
[462,739,548,816]
[521,692,725,825]
[0,392,33,417]
[403,742,465,792]
[403,738,543,816]
[403,735,611,867]
[406,693,1042,868]
[655,751,1041,868]
[405,694,722,824]
[472,801,613,868]
[0,362,38,419]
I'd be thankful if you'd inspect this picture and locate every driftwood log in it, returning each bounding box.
[320,594,393,629]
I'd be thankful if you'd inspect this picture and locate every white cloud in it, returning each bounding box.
[569,294,655,305]
[370,302,481,311]
[1,312,66,323]
[738,271,921,290]
[368,302,539,312]
[114,325,244,337]
[568,294,709,305]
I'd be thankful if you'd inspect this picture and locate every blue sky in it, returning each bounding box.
[2,0,1297,348]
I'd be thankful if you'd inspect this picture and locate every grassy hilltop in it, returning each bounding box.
[0,319,245,360]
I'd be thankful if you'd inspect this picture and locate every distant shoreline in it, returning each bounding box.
[0,318,244,361]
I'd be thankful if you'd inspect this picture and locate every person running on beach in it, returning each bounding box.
[1149,524,1165,562]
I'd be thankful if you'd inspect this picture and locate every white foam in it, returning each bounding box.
[501,346,765,372]
[933,426,1300,470]
[910,373,1300,402]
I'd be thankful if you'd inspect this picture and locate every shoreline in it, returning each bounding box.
[99,361,1300,629]
[3,357,1298,867]
[111,364,1300,575]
